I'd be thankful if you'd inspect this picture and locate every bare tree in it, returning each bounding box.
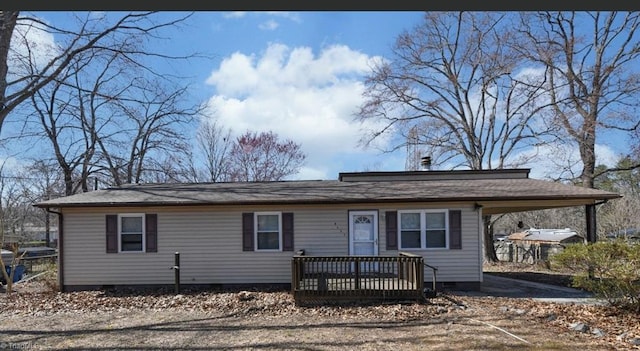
[95,78,202,186]
[194,118,233,182]
[30,65,95,196]
[1,11,195,136]
[0,160,30,293]
[0,11,19,133]
[355,12,553,262]
[14,12,204,191]
[598,194,640,238]
[517,11,640,189]
[19,159,63,247]
[227,130,306,182]
[357,12,552,171]
[144,152,195,183]
[593,155,640,238]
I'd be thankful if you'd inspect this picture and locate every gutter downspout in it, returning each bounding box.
[476,204,483,284]
[45,208,64,292]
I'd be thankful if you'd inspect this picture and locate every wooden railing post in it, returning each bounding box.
[418,257,424,293]
[291,257,297,294]
[173,252,180,294]
[354,257,360,290]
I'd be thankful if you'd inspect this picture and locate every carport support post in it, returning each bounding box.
[585,204,596,279]
[585,204,597,244]
[174,252,180,294]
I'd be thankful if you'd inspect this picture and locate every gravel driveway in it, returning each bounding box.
[471,274,601,304]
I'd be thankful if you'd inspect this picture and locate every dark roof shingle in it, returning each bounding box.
[34,178,620,208]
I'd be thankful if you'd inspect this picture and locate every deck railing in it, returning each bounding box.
[291,253,424,305]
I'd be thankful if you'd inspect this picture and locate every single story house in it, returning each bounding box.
[34,168,620,293]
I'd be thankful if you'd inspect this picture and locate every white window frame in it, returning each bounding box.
[398,209,449,250]
[254,212,282,252]
[118,213,145,253]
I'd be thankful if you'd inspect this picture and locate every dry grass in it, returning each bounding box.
[0,277,634,351]
[0,305,622,351]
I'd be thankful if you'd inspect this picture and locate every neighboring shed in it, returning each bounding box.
[508,228,583,244]
[496,228,583,264]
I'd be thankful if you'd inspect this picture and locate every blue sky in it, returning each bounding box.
[16,11,427,181]
[8,11,629,181]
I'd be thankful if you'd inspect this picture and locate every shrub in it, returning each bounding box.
[552,240,640,311]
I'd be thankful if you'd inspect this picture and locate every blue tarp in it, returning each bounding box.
[1,264,25,284]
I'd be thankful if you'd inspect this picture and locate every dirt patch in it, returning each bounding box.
[0,280,638,350]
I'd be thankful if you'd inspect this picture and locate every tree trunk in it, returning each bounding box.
[579,122,597,189]
[0,11,19,133]
[483,215,499,263]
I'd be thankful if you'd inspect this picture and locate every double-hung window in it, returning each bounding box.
[399,210,448,249]
[255,212,282,251]
[119,214,145,252]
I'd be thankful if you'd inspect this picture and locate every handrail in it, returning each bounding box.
[398,251,421,258]
[423,262,438,294]
[20,254,58,260]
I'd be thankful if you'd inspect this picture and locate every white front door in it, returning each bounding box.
[349,211,378,256]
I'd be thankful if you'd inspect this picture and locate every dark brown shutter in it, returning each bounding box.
[145,214,158,253]
[385,211,398,250]
[449,210,462,250]
[282,212,294,251]
[106,215,118,253]
[242,213,254,251]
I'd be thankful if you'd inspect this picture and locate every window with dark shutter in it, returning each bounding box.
[385,211,398,250]
[282,212,294,251]
[145,214,158,253]
[242,212,254,251]
[106,215,118,253]
[449,210,462,249]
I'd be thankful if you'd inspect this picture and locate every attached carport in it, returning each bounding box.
[477,194,620,244]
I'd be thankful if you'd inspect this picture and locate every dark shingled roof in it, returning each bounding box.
[34,177,620,208]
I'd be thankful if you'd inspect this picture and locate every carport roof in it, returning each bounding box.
[34,169,620,214]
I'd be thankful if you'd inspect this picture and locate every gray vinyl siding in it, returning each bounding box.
[377,204,482,283]
[62,206,350,286]
[61,203,481,286]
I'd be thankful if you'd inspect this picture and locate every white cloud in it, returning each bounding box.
[88,12,106,19]
[9,17,58,78]
[296,166,328,180]
[223,12,247,19]
[258,20,279,31]
[204,43,391,179]
[223,11,301,25]
[264,12,302,23]
[0,155,23,171]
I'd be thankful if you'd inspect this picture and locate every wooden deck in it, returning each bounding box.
[291,253,425,305]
